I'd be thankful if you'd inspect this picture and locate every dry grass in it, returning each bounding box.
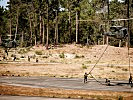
[0,44,133,80]
[0,84,133,100]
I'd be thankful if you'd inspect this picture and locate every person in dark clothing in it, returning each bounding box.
[129,74,132,84]
[5,48,8,56]
[13,55,16,61]
[3,55,6,61]
[28,56,30,62]
[36,58,38,63]
[84,72,88,83]
[129,74,132,87]
[105,78,111,86]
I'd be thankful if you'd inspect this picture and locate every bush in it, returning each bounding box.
[118,96,123,100]
[75,54,85,58]
[122,68,128,71]
[59,53,65,58]
[42,56,48,58]
[35,50,43,55]
[20,56,25,58]
[11,54,15,57]
[18,49,27,54]
[82,64,87,69]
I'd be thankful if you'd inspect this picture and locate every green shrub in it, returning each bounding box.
[85,61,91,64]
[16,58,20,60]
[18,49,27,54]
[118,96,123,100]
[122,68,128,71]
[42,56,48,58]
[50,60,56,63]
[20,56,25,58]
[59,53,65,58]
[11,54,15,57]
[35,50,43,55]
[75,54,85,58]
[82,64,87,69]
[112,70,115,72]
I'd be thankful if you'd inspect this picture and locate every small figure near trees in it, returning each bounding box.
[3,55,6,61]
[28,56,30,62]
[105,78,110,86]
[129,74,132,87]
[36,58,38,63]
[84,72,88,83]
[13,55,16,61]
[5,48,8,56]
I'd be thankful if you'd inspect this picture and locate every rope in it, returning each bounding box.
[88,45,109,74]
[128,43,131,76]
[86,45,109,85]
[89,74,103,85]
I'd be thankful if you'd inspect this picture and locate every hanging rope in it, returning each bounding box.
[86,45,109,85]
[128,39,131,76]
[88,45,109,74]
[89,73,103,85]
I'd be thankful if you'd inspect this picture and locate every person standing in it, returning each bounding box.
[84,72,88,83]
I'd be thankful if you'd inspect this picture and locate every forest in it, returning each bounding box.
[0,0,133,48]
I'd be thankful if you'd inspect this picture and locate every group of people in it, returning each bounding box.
[28,56,38,63]
[3,48,39,62]
[84,72,132,87]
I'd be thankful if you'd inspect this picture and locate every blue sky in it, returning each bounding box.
[0,0,9,8]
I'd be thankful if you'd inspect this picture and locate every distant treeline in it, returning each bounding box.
[0,0,133,47]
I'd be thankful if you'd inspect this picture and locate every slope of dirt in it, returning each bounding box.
[0,44,133,80]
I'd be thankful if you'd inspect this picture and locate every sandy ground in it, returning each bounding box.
[0,84,133,100]
[0,95,81,100]
[0,44,133,80]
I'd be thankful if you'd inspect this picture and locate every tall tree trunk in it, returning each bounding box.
[103,35,105,45]
[29,18,32,46]
[33,23,36,46]
[35,35,37,46]
[0,34,1,45]
[76,11,78,44]
[46,2,49,49]
[9,2,12,40]
[21,31,24,47]
[42,19,45,46]
[10,19,12,39]
[55,10,58,45]
[56,22,58,45]
[119,40,121,47]
[15,8,19,40]
[106,36,109,45]
[33,12,37,46]
[39,14,42,44]
[69,11,72,43]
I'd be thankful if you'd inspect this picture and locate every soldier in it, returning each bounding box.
[13,55,16,61]
[129,74,132,84]
[105,78,110,86]
[3,55,6,61]
[5,48,8,56]
[84,72,88,83]
[28,56,30,62]
[36,58,38,63]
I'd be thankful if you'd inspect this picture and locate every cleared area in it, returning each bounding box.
[0,95,81,100]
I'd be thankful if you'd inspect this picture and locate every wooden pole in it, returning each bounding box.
[46,1,49,49]
[42,19,45,46]
[76,11,78,44]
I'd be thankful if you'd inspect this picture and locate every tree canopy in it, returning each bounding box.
[0,0,133,47]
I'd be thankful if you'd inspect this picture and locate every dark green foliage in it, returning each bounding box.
[0,0,133,47]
